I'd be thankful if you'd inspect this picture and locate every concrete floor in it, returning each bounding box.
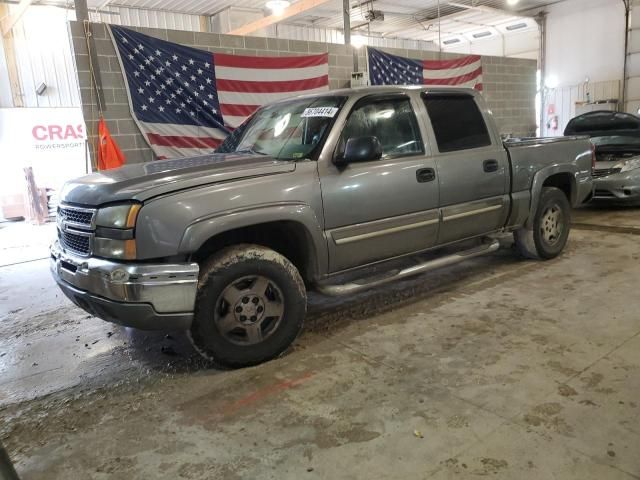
[1,206,639,479]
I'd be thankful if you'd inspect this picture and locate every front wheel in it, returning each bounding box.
[514,186,571,260]
[190,244,307,368]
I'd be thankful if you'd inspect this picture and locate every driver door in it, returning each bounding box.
[319,93,440,273]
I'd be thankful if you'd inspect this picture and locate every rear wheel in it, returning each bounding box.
[190,244,306,368]
[514,186,571,260]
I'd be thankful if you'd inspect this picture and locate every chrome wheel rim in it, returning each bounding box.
[540,203,563,246]
[214,275,285,345]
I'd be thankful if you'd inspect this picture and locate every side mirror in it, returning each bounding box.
[335,136,383,165]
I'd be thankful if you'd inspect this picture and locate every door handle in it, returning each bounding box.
[483,159,499,173]
[416,168,436,183]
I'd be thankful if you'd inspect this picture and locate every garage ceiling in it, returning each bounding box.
[89,0,564,43]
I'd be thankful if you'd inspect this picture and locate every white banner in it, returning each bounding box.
[0,107,89,197]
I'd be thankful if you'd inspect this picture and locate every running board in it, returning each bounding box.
[316,239,500,296]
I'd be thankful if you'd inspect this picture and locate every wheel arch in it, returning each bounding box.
[180,204,327,283]
[525,167,577,229]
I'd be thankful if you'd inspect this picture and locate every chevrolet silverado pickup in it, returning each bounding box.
[51,86,594,367]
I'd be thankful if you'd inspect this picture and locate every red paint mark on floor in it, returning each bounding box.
[223,371,315,415]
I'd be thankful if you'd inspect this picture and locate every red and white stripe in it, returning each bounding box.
[144,124,228,159]
[214,53,330,128]
[423,55,483,91]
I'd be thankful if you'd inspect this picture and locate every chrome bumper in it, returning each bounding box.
[50,241,199,330]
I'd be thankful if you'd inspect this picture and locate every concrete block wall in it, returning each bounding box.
[69,21,537,163]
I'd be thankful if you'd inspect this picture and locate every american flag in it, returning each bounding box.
[109,25,329,159]
[368,47,483,91]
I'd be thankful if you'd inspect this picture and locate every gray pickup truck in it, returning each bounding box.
[51,86,593,367]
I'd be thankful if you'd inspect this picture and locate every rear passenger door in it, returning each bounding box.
[421,92,509,245]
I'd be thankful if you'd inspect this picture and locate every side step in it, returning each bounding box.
[316,239,500,296]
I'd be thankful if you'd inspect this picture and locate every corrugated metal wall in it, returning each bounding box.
[1,5,80,107]
[90,6,202,31]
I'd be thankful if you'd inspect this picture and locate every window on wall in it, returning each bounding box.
[423,94,491,152]
[339,97,424,158]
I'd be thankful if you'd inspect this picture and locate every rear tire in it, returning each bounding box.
[514,186,571,260]
[189,244,306,368]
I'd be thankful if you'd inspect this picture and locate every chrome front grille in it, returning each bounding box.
[57,204,96,256]
[59,229,91,256]
[58,205,95,228]
[593,168,622,179]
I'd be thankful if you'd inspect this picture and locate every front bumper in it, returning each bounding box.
[592,170,640,204]
[50,241,199,330]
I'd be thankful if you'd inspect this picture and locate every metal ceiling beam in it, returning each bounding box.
[228,0,332,36]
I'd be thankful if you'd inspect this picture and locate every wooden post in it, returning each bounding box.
[0,3,24,107]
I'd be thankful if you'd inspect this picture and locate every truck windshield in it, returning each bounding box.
[216,96,345,160]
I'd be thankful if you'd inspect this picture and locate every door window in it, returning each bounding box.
[338,97,423,159]
[423,94,492,153]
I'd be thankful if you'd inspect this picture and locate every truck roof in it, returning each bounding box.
[283,85,482,103]
[327,85,481,96]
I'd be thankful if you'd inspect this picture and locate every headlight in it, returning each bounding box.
[94,203,141,260]
[95,203,141,228]
[618,157,640,172]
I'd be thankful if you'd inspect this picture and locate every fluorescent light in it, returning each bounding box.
[507,0,520,5]
[506,22,527,31]
[266,0,290,15]
[351,35,367,49]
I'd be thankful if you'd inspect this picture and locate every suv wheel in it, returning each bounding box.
[190,244,306,368]
[514,186,571,260]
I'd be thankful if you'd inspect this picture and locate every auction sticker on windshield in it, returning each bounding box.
[301,107,339,118]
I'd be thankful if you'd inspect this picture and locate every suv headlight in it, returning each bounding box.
[94,203,141,260]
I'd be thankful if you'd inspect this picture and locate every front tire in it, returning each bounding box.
[190,244,306,368]
[514,186,571,260]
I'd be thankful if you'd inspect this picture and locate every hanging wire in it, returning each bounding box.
[84,20,101,170]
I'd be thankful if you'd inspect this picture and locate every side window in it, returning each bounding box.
[339,97,423,158]
[423,94,492,153]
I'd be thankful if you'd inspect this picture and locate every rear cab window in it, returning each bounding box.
[422,93,492,153]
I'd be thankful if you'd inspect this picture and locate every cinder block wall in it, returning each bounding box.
[69,21,537,164]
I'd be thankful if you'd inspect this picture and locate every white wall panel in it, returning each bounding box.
[8,5,80,107]
[91,6,202,31]
[542,80,621,136]
[543,0,625,88]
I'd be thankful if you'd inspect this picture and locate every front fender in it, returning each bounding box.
[178,202,328,275]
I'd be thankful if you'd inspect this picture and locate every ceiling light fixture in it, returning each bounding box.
[266,0,290,16]
[507,0,520,5]
[505,22,527,31]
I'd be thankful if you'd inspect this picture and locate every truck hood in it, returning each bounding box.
[60,153,296,206]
